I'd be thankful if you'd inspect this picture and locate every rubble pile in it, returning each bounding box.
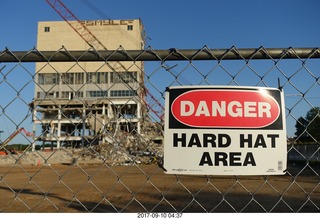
[81,131,164,166]
[0,119,164,166]
[0,133,163,167]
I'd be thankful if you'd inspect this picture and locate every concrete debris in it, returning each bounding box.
[0,132,163,167]
[0,117,164,167]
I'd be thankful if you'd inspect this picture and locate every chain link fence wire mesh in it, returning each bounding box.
[0,46,320,212]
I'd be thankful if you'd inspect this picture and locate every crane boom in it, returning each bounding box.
[1,128,33,147]
[45,0,107,50]
[45,0,164,121]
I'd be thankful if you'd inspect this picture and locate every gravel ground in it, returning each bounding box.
[0,144,319,212]
[0,163,319,212]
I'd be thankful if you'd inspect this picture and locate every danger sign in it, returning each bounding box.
[164,86,287,175]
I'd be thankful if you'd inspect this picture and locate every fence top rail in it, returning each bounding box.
[1,47,320,62]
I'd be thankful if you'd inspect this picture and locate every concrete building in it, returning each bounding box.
[31,19,146,149]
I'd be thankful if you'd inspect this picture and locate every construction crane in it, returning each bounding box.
[45,0,165,121]
[0,128,33,155]
[144,89,165,121]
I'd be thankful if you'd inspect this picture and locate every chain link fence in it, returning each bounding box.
[0,46,320,212]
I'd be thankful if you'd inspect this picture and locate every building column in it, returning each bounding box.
[137,101,141,134]
[102,104,106,144]
[32,107,37,151]
[57,107,61,149]
[81,108,86,147]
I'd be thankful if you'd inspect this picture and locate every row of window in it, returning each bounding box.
[37,72,138,85]
[36,90,137,99]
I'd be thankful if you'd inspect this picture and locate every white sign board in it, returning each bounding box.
[164,86,287,175]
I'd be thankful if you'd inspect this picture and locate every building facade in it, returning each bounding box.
[32,19,146,149]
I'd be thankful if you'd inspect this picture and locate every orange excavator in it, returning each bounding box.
[0,128,33,155]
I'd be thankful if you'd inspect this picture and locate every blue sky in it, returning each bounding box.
[1,0,320,143]
[1,0,320,49]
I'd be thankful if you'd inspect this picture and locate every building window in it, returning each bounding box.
[86,72,108,84]
[44,27,50,32]
[97,72,108,84]
[86,90,108,98]
[61,91,83,99]
[37,92,46,99]
[110,90,137,97]
[38,74,45,85]
[127,25,133,31]
[110,71,137,83]
[75,91,83,98]
[62,73,74,84]
[74,72,84,84]
[46,91,56,98]
[37,91,59,99]
[61,91,69,99]
[37,73,59,85]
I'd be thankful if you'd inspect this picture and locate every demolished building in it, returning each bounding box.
[31,19,150,149]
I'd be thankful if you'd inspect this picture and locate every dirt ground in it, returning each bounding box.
[0,161,319,213]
